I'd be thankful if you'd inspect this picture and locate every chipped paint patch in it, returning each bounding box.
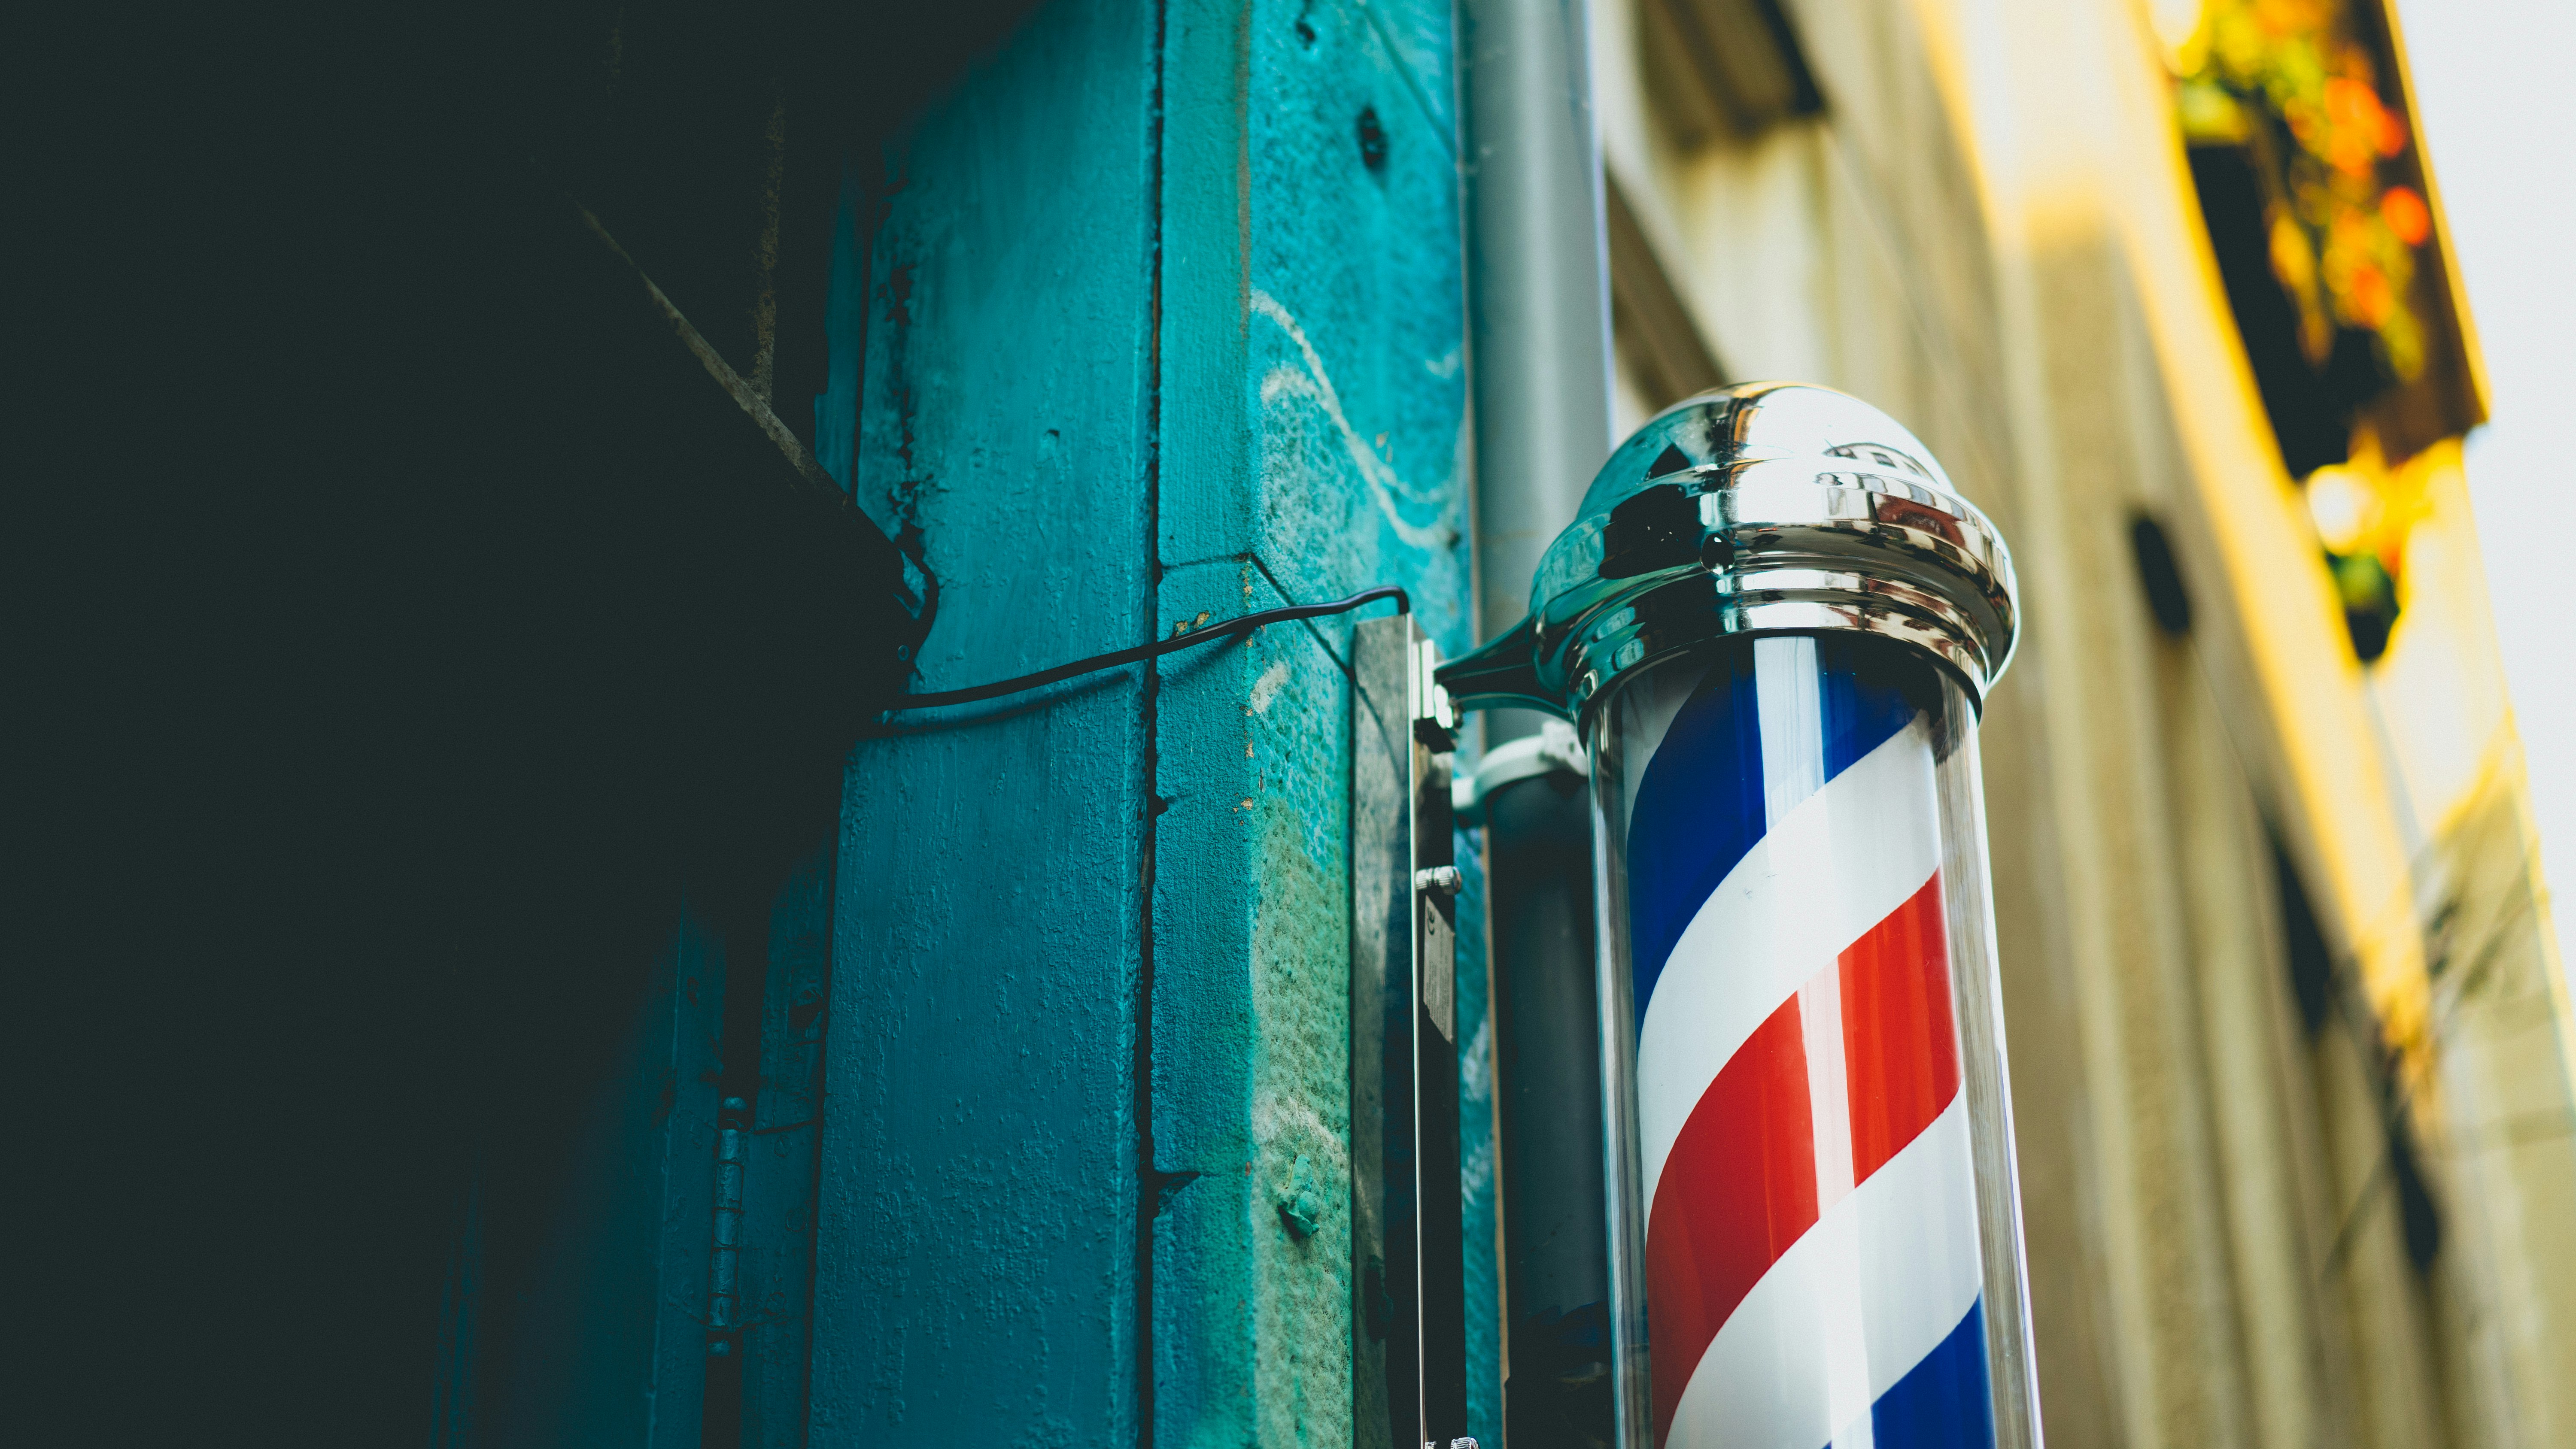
[1249,659,1292,714]
[1252,289,1454,551]
[1461,1011,1492,1101]
[1254,1086,1352,1175]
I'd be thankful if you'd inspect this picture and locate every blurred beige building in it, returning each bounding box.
[1583,0,2574,1442]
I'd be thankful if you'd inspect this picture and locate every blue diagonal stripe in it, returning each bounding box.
[1623,637,1924,1020]
[1863,1296,1996,1449]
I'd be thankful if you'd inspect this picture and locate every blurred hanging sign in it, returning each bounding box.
[2167,0,2487,661]
[2173,0,2485,470]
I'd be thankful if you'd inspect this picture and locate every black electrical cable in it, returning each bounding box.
[885,584,1411,711]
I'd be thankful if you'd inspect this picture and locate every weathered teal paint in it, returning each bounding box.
[743,844,834,1446]
[481,906,726,1446]
[809,0,1156,1439]
[1455,828,1503,1447]
[810,0,1495,1441]
[644,911,726,1449]
[1154,2,1495,1443]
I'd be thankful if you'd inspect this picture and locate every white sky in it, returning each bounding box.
[2389,0,2576,972]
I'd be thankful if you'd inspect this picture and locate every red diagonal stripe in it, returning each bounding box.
[1841,872,1959,1185]
[1646,999,1816,1444]
[1642,870,1959,1446]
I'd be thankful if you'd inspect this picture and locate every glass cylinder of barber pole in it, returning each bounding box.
[1440,383,2038,1449]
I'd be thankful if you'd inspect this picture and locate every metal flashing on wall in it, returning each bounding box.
[1352,615,1470,1449]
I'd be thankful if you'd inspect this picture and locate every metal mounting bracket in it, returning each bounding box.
[1449,718,1589,827]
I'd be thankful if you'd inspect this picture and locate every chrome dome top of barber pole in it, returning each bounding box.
[1439,381,2020,721]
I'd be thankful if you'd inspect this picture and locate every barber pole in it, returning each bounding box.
[1605,636,1995,1448]
[1440,382,2038,1449]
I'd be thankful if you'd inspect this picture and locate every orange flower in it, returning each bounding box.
[2376,104,2408,158]
[2348,262,2392,327]
[2325,76,2379,130]
[2382,185,2430,246]
[2323,76,2388,175]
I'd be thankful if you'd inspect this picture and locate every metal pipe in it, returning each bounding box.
[1485,757,1614,1447]
[1462,0,1615,750]
[1459,4,1618,1444]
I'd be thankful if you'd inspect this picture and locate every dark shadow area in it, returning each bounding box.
[15,1,1033,1440]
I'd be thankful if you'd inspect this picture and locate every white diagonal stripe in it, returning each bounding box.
[1800,965,1872,1448]
[1664,1095,1985,1449]
[1637,718,1942,1210]
[1755,638,1828,820]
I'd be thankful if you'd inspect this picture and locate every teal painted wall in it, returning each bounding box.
[810,0,1497,1441]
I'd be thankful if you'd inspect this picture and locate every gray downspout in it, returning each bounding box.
[1459,3,1616,1444]
[1464,1,1615,719]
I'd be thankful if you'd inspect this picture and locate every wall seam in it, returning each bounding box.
[1137,2,1170,1443]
